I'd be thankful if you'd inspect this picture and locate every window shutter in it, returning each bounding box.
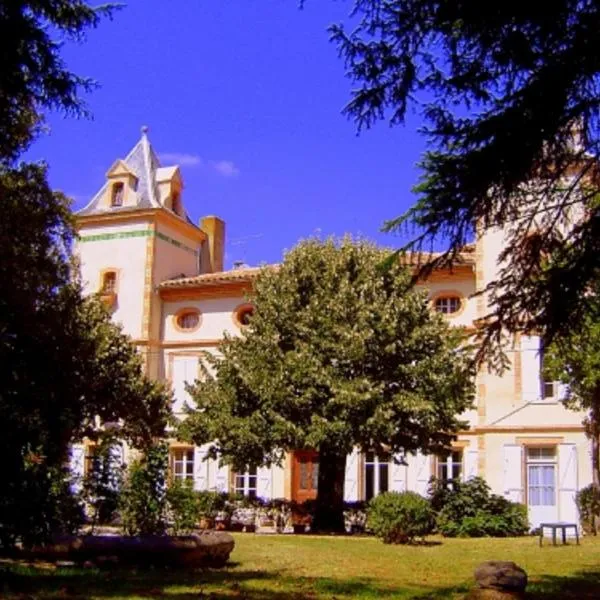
[344,448,359,501]
[256,466,272,500]
[558,443,578,525]
[193,446,208,491]
[171,356,198,413]
[521,336,541,402]
[391,453,407,492]
[215,461,229,492]
[70,444,85,492]
[464,449,478,481]
[415,451,431,497]
[503,444,524,502]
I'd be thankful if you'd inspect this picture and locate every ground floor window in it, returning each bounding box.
[171,448,194,481]
[526,447,557,506]
[84,445,98,476]
[234,466,258,498]
[364,452,390,501]
[436,449,463,485]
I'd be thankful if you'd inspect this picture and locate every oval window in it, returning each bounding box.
[234,304,255,328]
[175,310,201,331]
[434,296,462,315]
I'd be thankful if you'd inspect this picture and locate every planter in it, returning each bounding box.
[198,516,215,530]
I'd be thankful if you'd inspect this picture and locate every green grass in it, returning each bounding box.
[2,534,600,599]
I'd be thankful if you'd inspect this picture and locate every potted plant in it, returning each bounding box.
[196,491,221,530]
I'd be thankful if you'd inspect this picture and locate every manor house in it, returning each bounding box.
[72,129,590,529]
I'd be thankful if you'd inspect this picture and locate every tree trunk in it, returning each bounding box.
[312,446,346,533]
[590,400,600,535]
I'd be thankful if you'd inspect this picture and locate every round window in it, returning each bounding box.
[176,310,200,331]
[434,296,462,315]
[234,305,255,327]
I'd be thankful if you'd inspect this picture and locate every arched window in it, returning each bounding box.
[171,190,182,216]
[111,182,124,207]
[101,271,117,294]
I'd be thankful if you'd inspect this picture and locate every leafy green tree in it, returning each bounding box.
[0,1,119,163]
[0,164,171,548]
[544,300,600,496]
[181,237,474,532]
[326,1,600,365]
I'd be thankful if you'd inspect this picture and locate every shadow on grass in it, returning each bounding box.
[0,561,467,600]
[7,563,600,600]
[525,568,600,599]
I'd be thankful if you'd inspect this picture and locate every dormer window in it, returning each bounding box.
[101,271,117,294]
[111,182,124,207]
[171,189,182,216]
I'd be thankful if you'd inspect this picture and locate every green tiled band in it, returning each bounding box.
[79,229,198,255]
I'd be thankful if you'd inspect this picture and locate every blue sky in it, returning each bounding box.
[28,1,428,268]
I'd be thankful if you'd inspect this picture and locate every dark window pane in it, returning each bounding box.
[379,463,389,493]
[365,464,374,501]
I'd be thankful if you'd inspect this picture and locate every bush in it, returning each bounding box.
[166,479,198,534]
[576,484,600,534]
[367,491,434,544]
[120,443,168,536]
[433,476,528,538]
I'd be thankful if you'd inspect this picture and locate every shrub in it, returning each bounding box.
[120,442,168,536]
[367,491,434,544]
[433,476,528,537]
[166,479,198,534]
[576,484,600,534]
[196,490,226,519]
[81,434,124,530]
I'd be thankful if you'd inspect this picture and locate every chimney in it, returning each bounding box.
[200,215,225,273]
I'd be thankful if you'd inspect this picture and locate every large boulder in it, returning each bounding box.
[25,532,234,568]
[474,561,528,593]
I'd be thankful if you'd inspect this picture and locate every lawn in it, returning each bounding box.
[2,534,600,599]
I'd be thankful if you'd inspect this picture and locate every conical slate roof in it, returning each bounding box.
[78,127,175,216]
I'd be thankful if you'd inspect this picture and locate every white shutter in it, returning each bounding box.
[503,444,524,502]
[193,446,209,491]
[70,444,85,492]
[256,465,272,500]
[464,449,479,481]
[558,443,579,525]
[521,336,541,402]
[344,448,359,501]
[215,461,228,492]
[391,452,407,492]
[415,451,431,497]
[171,356,198,413]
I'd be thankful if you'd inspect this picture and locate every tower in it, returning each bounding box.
[75,127,224,377]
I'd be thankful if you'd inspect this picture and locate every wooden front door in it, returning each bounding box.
[292,450,319,503]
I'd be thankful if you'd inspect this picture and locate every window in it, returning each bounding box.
[171,190,182,216]
[434,296,461,315]
[527,447,557,506]
[174,308,201,332]
[84,445,98,476]
[171,448,194,481]
[233,304,255,328]
[101,271,117,294]
[540,340,560,400]
[234,466,258,498]
[437,450,463,484]
[364,451,390,501]
[111,182,124,207]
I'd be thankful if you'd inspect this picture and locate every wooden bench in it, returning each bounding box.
[539,522,579,546]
